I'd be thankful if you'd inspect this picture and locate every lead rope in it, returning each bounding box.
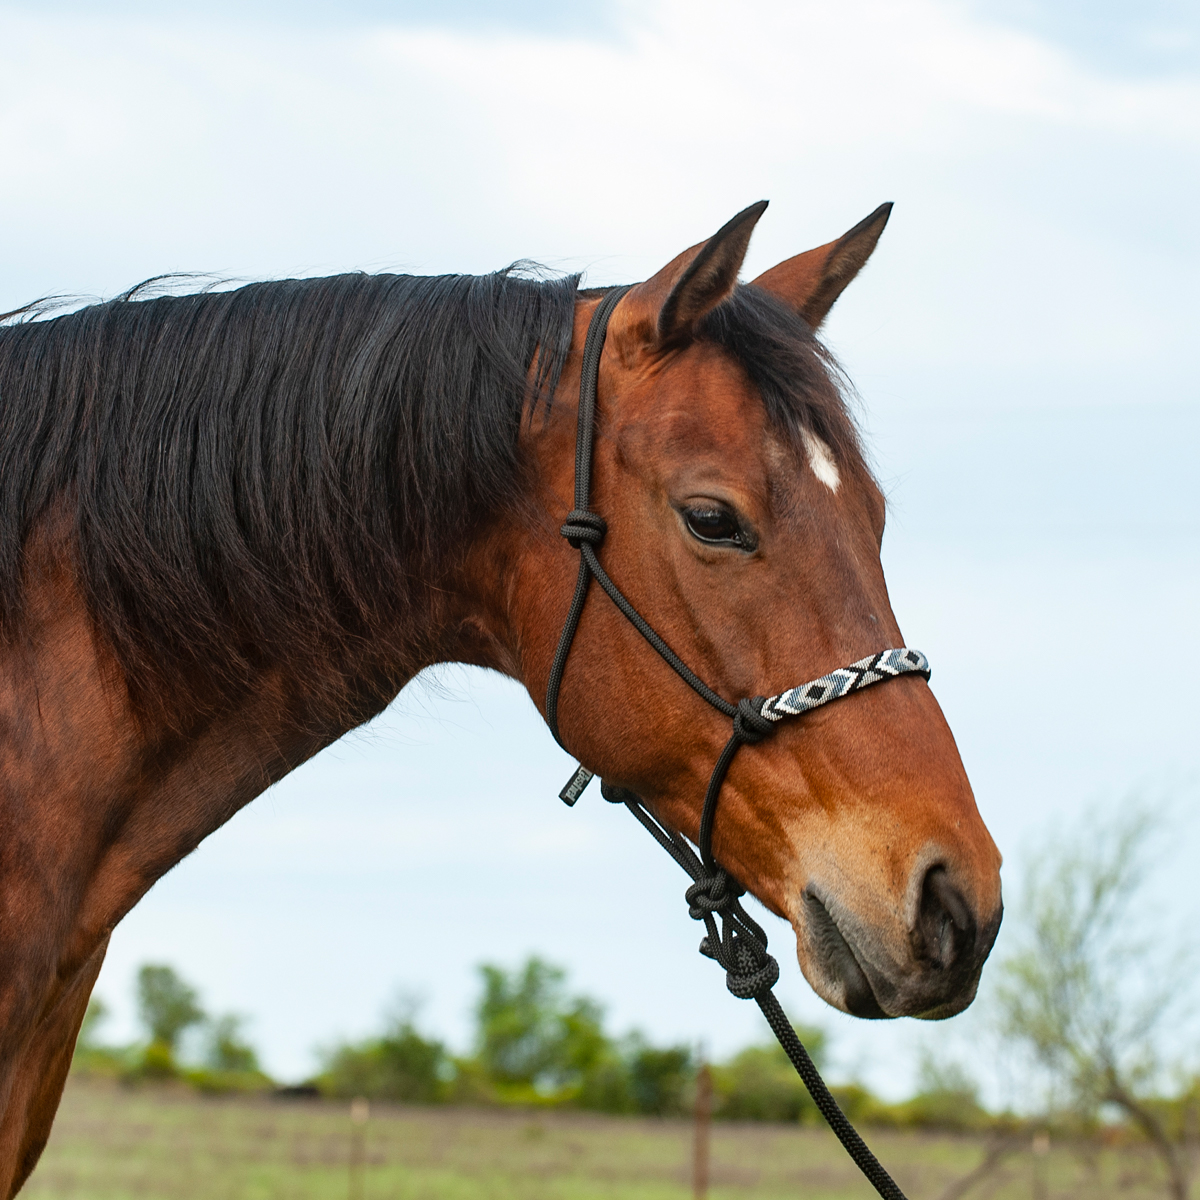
[545,286,924,1200]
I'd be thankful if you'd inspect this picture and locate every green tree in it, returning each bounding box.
[475,957,610,1094]
[558,995,610,1085]
[995,802,1195,1200]
[206,1015,260,1074]
[476,957,563,1087]
[627,1038,694,1116]
[897,1054,991,1132]
[320,1009,449,1103]
[713,1025,826,1122]
[136,964,205,1074]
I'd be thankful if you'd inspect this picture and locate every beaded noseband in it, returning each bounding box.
[544,285,928,1200]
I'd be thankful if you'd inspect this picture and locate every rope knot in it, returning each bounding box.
[686,870,744,920]
[725,934,780,1000]
[733,696,776,744]
[561,510,607,549]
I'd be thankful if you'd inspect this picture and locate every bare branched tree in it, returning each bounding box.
[995,801,1197,1200]
[936,1136,1022,1200]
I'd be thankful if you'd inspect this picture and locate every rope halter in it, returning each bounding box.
[544,283,928,1200]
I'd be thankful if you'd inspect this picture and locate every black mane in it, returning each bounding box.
[0,269,862,727]
[0,270,579,722]
[700,283,866,475]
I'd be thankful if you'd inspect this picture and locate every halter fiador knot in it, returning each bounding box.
[685,871,742,917]
[545,284,927,1200]
[687,870,781,999]
[560,509,607,549]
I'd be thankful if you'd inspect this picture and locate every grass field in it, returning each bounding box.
[24,1079,1177,1200]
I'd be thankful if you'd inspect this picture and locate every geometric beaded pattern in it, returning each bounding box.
[760,648,930,723]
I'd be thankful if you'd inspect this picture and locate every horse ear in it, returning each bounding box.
[614,201,768,351]
[751,202,892,329]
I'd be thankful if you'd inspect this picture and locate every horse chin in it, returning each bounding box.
[797,889,891,1019]
[793,886,994,1021]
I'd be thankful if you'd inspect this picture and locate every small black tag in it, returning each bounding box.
[559,765,594,807]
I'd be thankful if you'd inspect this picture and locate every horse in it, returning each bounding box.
[0,201,1002,1196]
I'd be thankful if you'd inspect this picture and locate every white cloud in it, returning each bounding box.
[1,0,1195,404]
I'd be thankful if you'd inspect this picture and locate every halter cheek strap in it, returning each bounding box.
[544,286,926,1200]
[544,284,928,873]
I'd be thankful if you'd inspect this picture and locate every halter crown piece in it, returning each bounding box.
[545,285,930,1200]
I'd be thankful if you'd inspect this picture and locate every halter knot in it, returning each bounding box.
[561,510,607,549]
[724,935,781,999]
[733,696,776,744]
[685,870,743,919]
[697,926,780,999]
[599,781,638,805]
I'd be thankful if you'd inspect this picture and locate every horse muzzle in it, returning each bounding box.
[797,863,1003,1020]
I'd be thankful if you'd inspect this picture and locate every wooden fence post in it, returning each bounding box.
[693,1062,713,1200]
[349,1096,370,1200]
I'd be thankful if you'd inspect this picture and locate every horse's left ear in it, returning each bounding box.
[613,201,768,353]
[752,202,892,329]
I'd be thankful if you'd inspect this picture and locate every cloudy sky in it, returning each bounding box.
[1,0,1196,1096]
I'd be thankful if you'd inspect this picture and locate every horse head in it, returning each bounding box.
[0,203,1003,1198]
[503,203,1002,1020]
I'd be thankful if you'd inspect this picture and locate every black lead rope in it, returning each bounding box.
[545,286,928,1200]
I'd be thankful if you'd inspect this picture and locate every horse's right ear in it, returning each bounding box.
[751,203,892,329]
[611,202,768,354]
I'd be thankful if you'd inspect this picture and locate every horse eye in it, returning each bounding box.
[684,507,744,546]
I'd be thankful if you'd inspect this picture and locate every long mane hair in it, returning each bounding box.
[0,270,579,723]
[0,270,863,729]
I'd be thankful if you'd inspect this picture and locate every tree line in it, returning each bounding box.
[74,964,270,1093]
[73,801,1200,1192]
[74,951,995,1129]
[315,955,1016,1132]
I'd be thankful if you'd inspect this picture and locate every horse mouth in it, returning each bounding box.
[800,881,1001,1021]
[802,889,888,1019]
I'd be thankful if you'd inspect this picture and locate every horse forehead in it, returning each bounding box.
[614,351,770,465]
[764,429,810,483]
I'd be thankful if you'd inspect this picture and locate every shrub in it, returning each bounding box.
[137,1039,178,1080]
[887,1058,991,1132]
[207,1015,260,1074]
[713,1026,826,1123]
[185,1015,273,1094]
[575,1051,633,1113]
[627,1039,694,1116]
[320,1016,450,1103]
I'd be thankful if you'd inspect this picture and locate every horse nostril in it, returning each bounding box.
[913,866,976,970]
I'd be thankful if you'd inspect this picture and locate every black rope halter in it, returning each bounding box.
[545,285,931,1200]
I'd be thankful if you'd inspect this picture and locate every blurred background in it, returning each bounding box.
[1,0,1196,1108]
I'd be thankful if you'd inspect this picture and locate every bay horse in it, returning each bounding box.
[0,201,1001,1195]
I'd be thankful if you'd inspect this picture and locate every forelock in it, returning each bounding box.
[696,283,872,487]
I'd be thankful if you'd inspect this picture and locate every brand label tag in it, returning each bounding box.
[559,765,594,807]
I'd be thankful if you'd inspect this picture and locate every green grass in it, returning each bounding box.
[23,1079,1176,1199]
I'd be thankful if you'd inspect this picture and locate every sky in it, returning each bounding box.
[0,0,1197,1099]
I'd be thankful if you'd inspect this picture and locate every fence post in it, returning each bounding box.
[349,1096,370,1200]
[693,1061,712,1200]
